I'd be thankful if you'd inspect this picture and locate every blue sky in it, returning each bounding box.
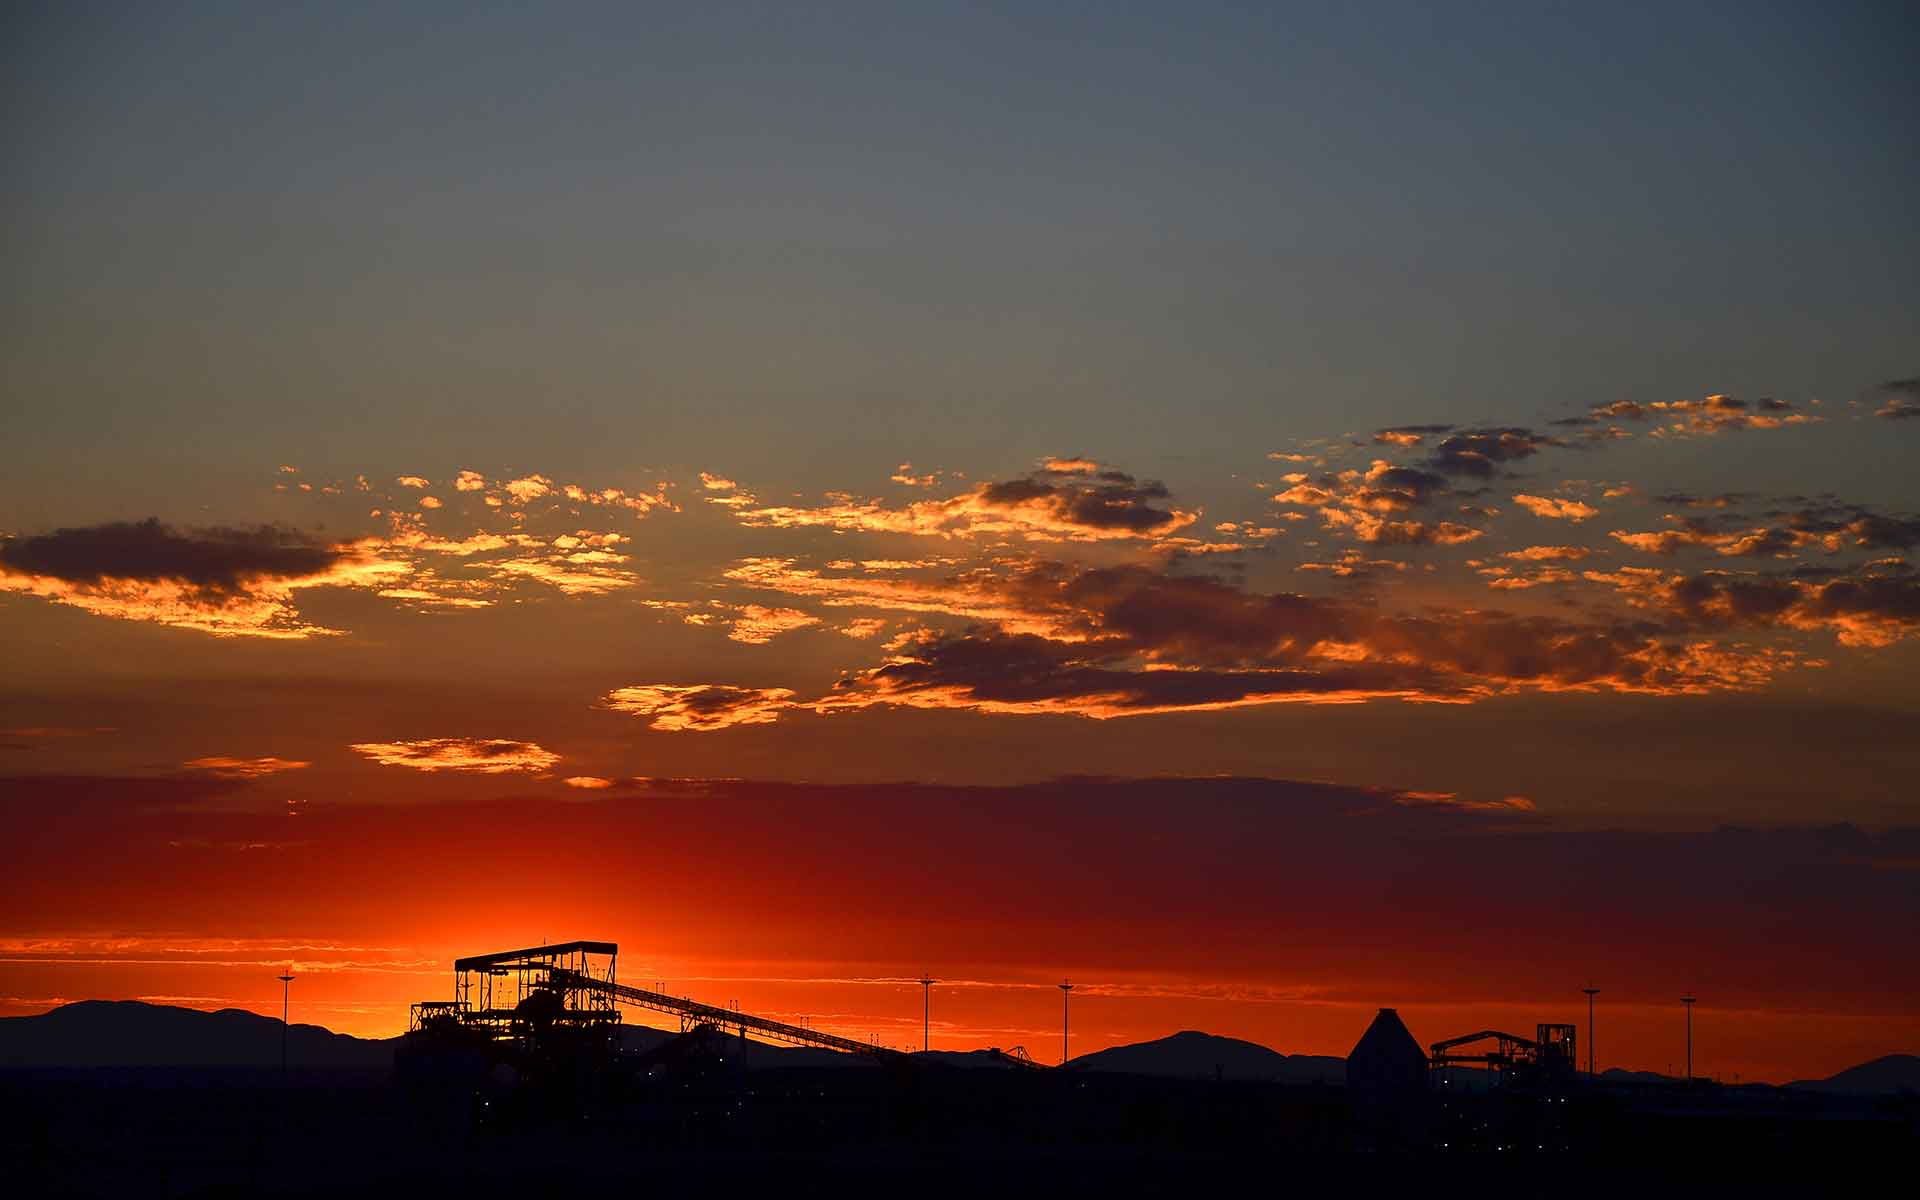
[6,1,1914,523]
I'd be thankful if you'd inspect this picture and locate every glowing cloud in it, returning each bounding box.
[181,757,312,778]
[504,475,553,504]
[1513,494,1599,521]
[601,684,800,731]
[735,463,1197,544]
[349,738,560,773]
[725,605,821,644]
[0,519,405,638]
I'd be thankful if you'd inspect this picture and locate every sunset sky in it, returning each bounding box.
[3,2,1916,1085]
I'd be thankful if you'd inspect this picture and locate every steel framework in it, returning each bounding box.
[1429,1023,1577,1088]
[409,940,902,1063]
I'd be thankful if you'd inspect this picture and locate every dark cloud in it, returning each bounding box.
[1874,378,1920,420]
[1655,492,1752,509]
[1594,567,1920,648]
[1424,428,1557,477]
[601,683,799,731]
[977,473,1179,534]
[1372,424,1454,447]
[0,518,344,594]
[1565,395,1818,435]
[825,626,1459,717]
[736,461,1196,542]
[812,563,1796,718]
[1348,465,1452,511]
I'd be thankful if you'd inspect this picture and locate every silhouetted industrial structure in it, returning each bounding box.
[1429,1024,1578,1089]
[405,941,902,1067]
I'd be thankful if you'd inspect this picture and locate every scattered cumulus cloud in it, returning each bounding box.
[1513,494,1599,521]
[349,738,560,773]
[600,684,800,731]
[181,756,311,778]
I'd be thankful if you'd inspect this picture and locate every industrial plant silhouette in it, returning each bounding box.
[7,936,1911,1193]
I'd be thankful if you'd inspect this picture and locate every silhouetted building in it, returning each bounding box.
[1347,1007,1428,1145]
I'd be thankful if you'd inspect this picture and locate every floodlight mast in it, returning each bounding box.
[1058,981,1074,1066]
[1581,985,1599,1076]
[277,968,295,1082]
[1681,994,1696,1081]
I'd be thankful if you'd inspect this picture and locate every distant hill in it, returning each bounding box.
[1065,1030,1344,1084]
[622,1023,873,1070]
[0,1000,395,1069]
[1790,1054,1920,1095]
[914,1048,1039,1070]
[1598,1066,1677,1084]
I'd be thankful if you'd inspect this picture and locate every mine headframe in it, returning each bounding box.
[1429,1023,1578,1089]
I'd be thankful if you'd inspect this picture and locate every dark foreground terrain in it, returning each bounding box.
[3,1005,1914,1194]
[3,1060,1913,1197]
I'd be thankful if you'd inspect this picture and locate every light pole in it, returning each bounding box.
[1058,981,1073,1067]
[918,975,934,1054]
[1581,985,1599,1076]
[1681,994,1696,1081]
[277,968,295,1083]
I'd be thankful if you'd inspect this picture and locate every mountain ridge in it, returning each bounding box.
[3,1002,1912,1092]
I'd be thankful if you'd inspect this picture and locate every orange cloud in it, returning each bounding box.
[504,475,553,504]
[600,684,800,731]
[1503,545,1591,561]
[563,776,614,789]
[1321,508,1483,546]
[1875,380,1919,420]
[181,757,311,778]
[1572,394,1819,436]
[453,470,487,492]
[1588,566,1920,648]
[726,604,820,644]
[1392,791,1537,813]
[486,556,638,595]
[396,476,429,489]
[1039,456,1100,474]
[1513,494,1599,521]
[890,463,940,487]
[735,464,1196,544]
[0,519,406,638]
[349,738,560,773]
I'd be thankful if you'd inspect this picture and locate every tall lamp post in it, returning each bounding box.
[1581,985,1599,1076]
[919,974,934,1054]
[277,968,295,1083]
[1058,980,1073,1067]
[1681,994,1696,1081]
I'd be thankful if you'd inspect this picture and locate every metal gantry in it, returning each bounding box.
[1428,1024,1578,1089]
[410,940,904,1063]
[548,966,903,1060]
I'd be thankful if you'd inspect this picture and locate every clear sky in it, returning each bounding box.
[2,1,1916,1083]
